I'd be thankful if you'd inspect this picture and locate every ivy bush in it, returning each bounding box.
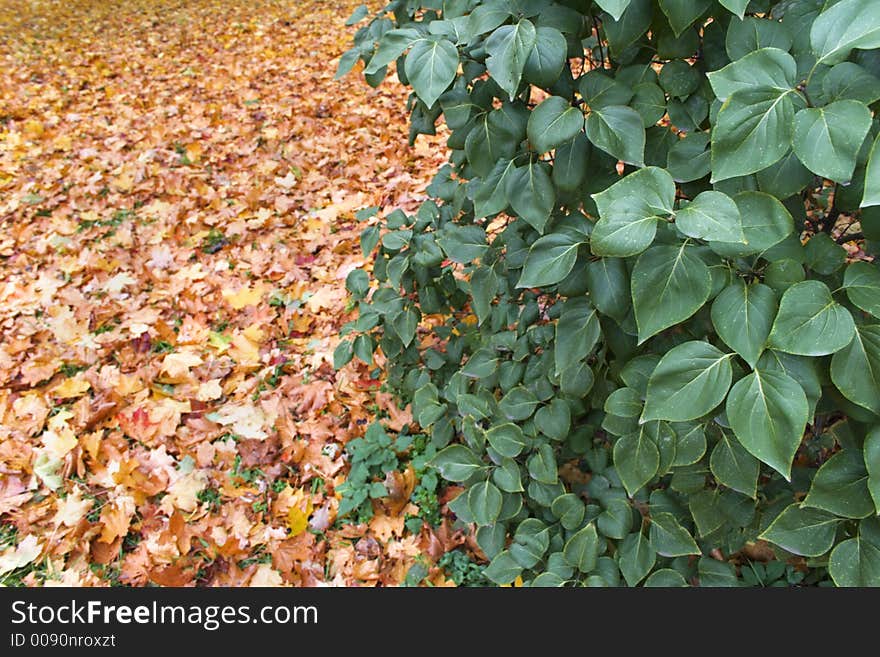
[336,0,880,586]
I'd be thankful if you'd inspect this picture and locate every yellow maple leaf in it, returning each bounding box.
[52,375,91,399]
[161,350,203,379]
[222,283,268,310]
[286,488,314,536]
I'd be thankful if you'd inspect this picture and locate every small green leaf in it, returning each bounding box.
[428,445,485,482]
[631,243,712,344]
[649,511,700,557]
[506,162,555,234]
[499,385,539,421]
[831,325,880,415]
[486,423,527,458]
[675,191,745,244]
[595,0,633,21]
[527,96,584,154]
[552,493,586,530]
[707,48,797,102]
[613,427,661,496]
[811,0,880,65]
[792,101,873,183]
[768,280,856,356]
[467,480,503,525]
[710,280,777,368]
[618,530,656,586]
[843,262,880,318]
[865,428,880,515]
[405,39,459,109]
[829,518,880,586]
[597,499,633,539]
[517,232,584,288]
[710,430,760,498]
[563,523,600,573]
[711,87,798,183]
[726,368,808,480]
[760,504,840,557]
[803,449,874,519]
[586,105,646,166]
[590,198,661,257]
[642,341,733,423]
[486,19,537,100]
[554,298,600,375]
[484,550,523,584]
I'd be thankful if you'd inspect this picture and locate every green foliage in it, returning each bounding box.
[338,0,880,587]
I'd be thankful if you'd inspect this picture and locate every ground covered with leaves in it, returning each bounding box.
[0,0,469,586]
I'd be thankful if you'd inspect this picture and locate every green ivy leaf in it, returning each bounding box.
[631,243,712,343]
[707,48,797,102]
[589,198,661,257]
[658,0,712,37]
[792,101,873,183]
[642,341,733,422]
[597,499,633,539]
[517,232,584,288]
[811,0,880,65]
[865,428,880,515]
[585,105,646,166]
[675,191,746,243]
[863,133,880,208]
[726,368,809,480]
[710,430,760,498]
[499,385,539,421]
[428,445,485,482]
[829,518,880,587]
[595,0,633,21]
[483,550,523,584]
[618,530,656,586]
[649,511,700,557]
[486,19,537,100]
[563,523,600,573]
[843,261,880,318]
[468,479,503,525]
[552,493,586,530]
[554,298,600,375]
[803,449,874,519]
[405,39,459,108]
[831,325,880,415]
[486,423,527,458]
[506,162,555,234]
[527,95,584,154]
[613,427,661,496]
[768,280,856,356]
[711,280,777,368]
[760,504,840,557]
[711,87,798,183]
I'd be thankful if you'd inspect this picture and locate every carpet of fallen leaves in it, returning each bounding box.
[0,0,456,586]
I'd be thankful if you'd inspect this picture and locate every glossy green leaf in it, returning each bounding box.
[563,523,600,573]
[726,368,809,480]
[586,105,646,166]
[831,325,880,415]
[768,280,856,356]
[517,232,584,288]
[468,479,503,525]
[506,162,555,234]
[803,449,874,519]
[675,191,745,243]
[649,511,700,557]
[642,341,733,422]
[829,518,880,587]
[811,0,880,65]
[707,48,797,102]
[760,504,840,557]
[711,280,777,367]
[711,87,798,183]
[527,95,584,154]
[792,101,873,183]
[658,0,712,36]
[865,428,880,515]
[405,39,459,108]
[595,0,633,21]
[590,198,661,257]
[631,243,712,343]
[486,423,527,458]
[843,261,880,318]
[710,430,760,498]
[863,133,880,208]
[486,19,537,99]
[613,427,661,496]
[618,530,656,586]
[428,445,485,482]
